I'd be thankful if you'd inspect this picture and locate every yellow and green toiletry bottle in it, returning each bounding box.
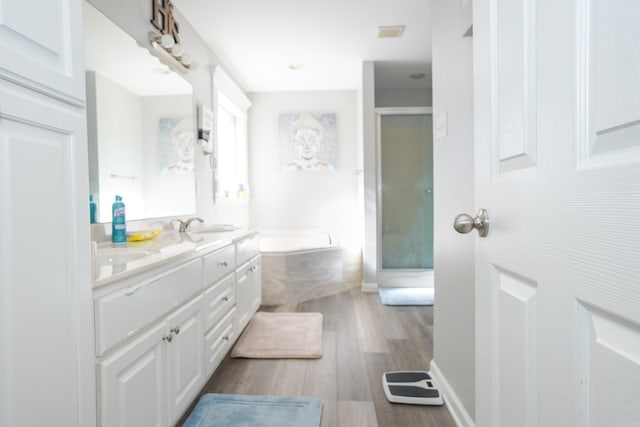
[112,195,126,243]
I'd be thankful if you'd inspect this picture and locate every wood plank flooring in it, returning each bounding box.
[178,289,457,427]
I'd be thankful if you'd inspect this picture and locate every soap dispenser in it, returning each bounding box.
[112,195,126,243]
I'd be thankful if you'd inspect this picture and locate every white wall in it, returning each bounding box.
[431,0,476,423]
[375,87,432,108]
[248,91,361,251]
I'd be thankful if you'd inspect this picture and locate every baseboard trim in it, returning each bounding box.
[430,360,475,427]
[361,282,378,293]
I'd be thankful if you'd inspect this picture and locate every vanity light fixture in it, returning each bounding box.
[149,31,192,72]
[149,0,191,72]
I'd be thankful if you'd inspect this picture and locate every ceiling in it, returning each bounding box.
[175,0,432,92]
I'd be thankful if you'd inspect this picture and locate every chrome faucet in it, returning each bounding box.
[176,217,204,232]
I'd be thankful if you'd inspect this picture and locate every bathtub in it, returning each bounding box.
[259,229,362,305]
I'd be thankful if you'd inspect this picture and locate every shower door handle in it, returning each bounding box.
[453,209,489,237]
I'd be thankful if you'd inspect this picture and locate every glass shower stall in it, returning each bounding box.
[377,109,433,285]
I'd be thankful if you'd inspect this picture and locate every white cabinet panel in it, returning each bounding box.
[99,322,167,427]
[0,0,84,103]
[235,255,262,333]
[204,273,235,331]
[166,295,205,425]
[236,233,260,266]
[0,81,93,427]
[205,308,236,376]
[95,258,202,355]
[203,245,236,286]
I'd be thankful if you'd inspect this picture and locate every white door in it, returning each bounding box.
[472,0,640,426]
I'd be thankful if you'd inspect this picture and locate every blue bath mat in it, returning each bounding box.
[182,393,323,427]
[378,287,434,306]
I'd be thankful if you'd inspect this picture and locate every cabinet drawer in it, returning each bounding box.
[95,258,202,356]
[203,273,235,332]
[205,308,236,376]
[203,245,235,286]
[236,233,260,266]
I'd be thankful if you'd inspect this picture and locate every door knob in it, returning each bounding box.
[453,209,489,237]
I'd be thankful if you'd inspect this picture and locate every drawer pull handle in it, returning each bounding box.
[223,335,230,341]
[221,296,229,302]
[124,284,144,296]
[218,261,228,267]
[171,327,181,335]
[162,334,173,343]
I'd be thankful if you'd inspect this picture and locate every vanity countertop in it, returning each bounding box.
[93,227,258,288]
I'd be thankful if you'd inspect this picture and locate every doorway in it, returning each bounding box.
[376,107,434,287]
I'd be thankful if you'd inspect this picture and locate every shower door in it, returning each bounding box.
[379,111,433,270]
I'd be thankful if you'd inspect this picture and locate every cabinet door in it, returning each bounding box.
[248,255,262,313]
[0,81,94,426]
[99,323,167,427]
[0,0,85,103]
[235,255,262,333]
[165,295,205,425]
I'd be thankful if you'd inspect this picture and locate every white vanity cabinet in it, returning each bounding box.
[94,232,261,426]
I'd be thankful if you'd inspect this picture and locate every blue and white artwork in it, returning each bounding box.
[279,113,337,173]
[159,116,195,175]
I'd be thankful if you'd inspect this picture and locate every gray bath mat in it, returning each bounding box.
[378,287,434,306]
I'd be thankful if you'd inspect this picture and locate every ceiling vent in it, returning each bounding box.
[377,25,405,38]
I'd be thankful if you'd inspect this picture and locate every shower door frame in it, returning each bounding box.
[375,107,434,288]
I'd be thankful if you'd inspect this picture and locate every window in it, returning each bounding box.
[213,68,251,202]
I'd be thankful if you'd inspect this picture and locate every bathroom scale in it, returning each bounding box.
[382,371,444,405]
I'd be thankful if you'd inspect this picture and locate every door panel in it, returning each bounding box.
[474,0,640,425]
[495,267,537,427]
[494,0,537,173]
[578,0,640,166]
[581,305,640,426]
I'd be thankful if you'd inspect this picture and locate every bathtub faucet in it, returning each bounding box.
[176,217,204,232]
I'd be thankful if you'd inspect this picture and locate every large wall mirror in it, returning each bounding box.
[84,2,196,222]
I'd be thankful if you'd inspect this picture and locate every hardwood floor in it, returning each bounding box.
[179,289,457,427]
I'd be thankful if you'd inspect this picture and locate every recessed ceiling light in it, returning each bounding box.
[288,63,304,70]
[377,25,405,38]
[409,72,427,80]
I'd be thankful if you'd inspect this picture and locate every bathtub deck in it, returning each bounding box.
[179,288,457,427]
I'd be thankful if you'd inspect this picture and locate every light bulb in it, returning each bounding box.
[180,52,192,66]
[171,43,184,58]
[160,33,175,49]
